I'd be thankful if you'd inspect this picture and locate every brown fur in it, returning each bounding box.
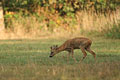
[50,37,96,62]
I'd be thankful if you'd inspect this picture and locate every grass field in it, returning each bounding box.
[0,38,120,80]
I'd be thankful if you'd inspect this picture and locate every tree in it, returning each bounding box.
[0,0,5,31]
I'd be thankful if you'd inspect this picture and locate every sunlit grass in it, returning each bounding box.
[0,38,120,80]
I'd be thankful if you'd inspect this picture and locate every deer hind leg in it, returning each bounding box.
[80,47,87,61]
[85,46,96,60]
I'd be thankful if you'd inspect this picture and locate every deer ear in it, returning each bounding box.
[55,45,58,49]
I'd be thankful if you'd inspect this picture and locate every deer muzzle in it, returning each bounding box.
[49,56,52,57]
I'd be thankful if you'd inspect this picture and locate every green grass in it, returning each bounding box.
[0,38,120,80]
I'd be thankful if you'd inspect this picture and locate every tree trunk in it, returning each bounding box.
[0,1,5,31]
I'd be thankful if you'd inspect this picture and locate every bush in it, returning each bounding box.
[3,0,119,15]
[1,0,120,38]
[104,23,120,39]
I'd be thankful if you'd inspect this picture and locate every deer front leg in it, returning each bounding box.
[67,53,70,63]
[70,48,77,63]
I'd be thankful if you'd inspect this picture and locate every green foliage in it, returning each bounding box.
[3,0,119,14]
[104,23,120,39]
[4,12,20,28]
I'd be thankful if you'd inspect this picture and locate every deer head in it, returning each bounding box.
[49,45,58,57]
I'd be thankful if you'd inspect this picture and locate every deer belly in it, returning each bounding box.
[71,45,80,49]
[74,47,80,49]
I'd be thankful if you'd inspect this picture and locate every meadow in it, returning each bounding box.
[0,38,120,80]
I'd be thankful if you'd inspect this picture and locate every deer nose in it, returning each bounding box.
[49,56,52,57]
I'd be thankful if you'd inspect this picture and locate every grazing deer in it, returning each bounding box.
[49,37,96,62]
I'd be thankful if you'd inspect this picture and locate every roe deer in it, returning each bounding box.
[49,37,96,62]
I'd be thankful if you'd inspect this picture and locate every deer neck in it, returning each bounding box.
[56,45,65,53]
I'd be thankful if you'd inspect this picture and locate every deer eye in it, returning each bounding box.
[51,52,54,54]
